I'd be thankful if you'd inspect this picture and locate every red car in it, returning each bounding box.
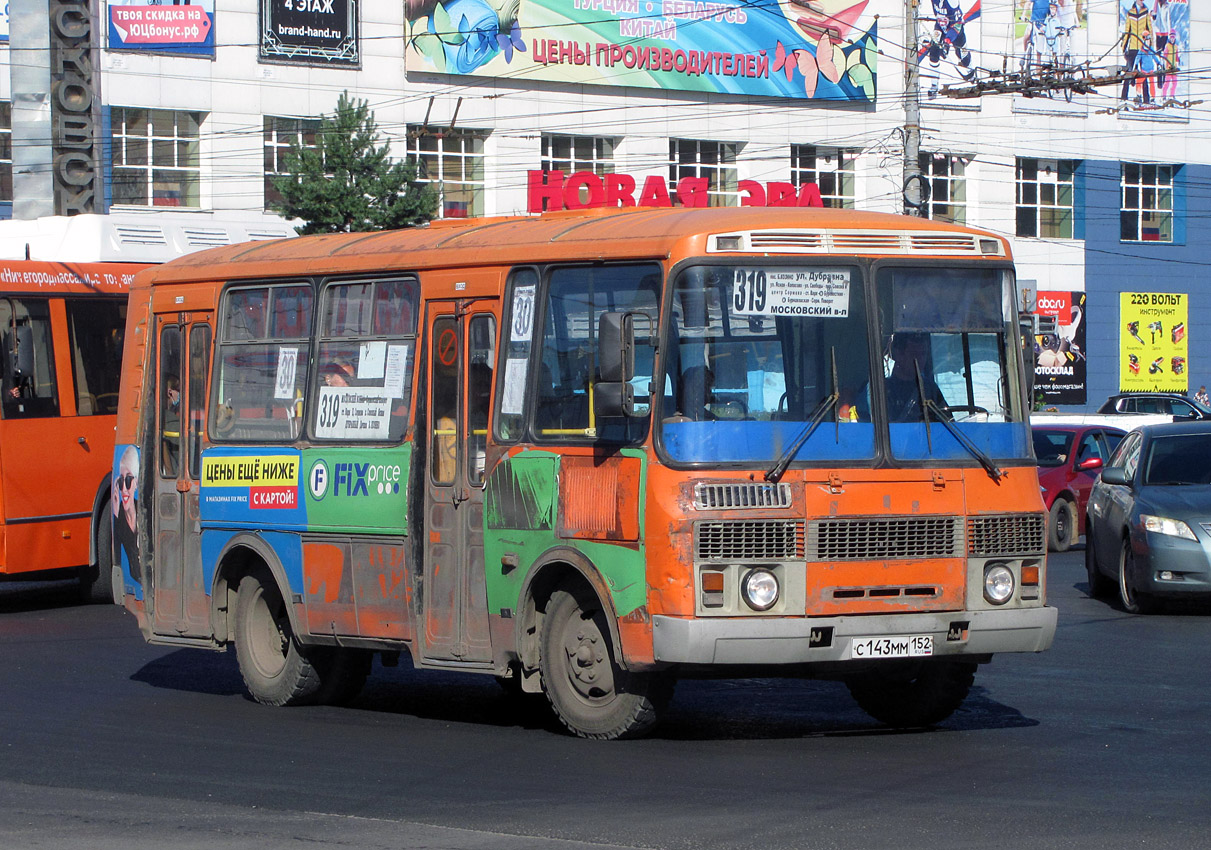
[1032,424,1127,552]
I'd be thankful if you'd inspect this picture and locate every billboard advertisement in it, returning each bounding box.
[916,0,982,101]
[260,0,359,66]
[404,0,878,102]
[1119,291,1187,393]
[1033,290,1086,405]
[107,0,216,57]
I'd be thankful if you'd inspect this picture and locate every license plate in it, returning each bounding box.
[848,635,933,659]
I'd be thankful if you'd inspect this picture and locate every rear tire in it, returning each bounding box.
[80,507,117,605]
[540,586,672,739]
[234,570,324,706]
[1048,499,1074,553]
[847,660,976,727]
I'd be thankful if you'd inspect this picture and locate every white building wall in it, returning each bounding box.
[3,0,1206,229]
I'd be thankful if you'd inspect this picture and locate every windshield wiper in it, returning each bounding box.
[765,348,839,484]
[922,398,1005,483]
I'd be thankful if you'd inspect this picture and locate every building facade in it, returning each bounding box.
[0,0,1207,409]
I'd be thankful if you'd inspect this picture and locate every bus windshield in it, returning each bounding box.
[659,263,875,464]
[876,266,1029,464]
[657,263,1029,466]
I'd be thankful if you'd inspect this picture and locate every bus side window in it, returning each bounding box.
[0,298,60,419]
[312,278,415,443]
[212,283,313,442]
[66,298,126,416]
[160,325,182,478]
[467,314,496,485]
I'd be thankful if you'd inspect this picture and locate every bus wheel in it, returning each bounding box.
[80,510,117,605]
[540,586,672,740]
[846,660,976,727]
[234,571,323,706]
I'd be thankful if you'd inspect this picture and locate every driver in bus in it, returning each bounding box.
[869,332,948,422]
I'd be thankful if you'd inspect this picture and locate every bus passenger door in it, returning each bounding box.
[421,305,496,665]
[151,315,212,638]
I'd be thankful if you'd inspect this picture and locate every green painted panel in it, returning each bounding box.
[301,445,412,534]
[482,448,649,618]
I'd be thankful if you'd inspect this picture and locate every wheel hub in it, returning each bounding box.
[563,622,612,700]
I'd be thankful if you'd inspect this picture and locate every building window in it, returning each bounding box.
[1121,162,1174,243]
[541,134,616,175]
[669,139,740,207]
[111,108,202,207]
[539,134,616,210]
[791,145,856,208]
[918,152,967,224]
[1016,158,1075,239]
[264,116,320,207]
[407,128,487,219]
[0,101,11,204]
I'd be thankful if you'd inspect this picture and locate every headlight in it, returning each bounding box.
[983,564,1015,605]
[1141,514,1198,540]
[740,568,780,611]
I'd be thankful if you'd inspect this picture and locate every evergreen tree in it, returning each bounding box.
[270,92,437,234]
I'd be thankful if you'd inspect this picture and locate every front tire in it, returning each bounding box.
[234,570,324,706]
[846,660,976,727]
[1048,499,1074,553]
[1118,538,1159,614]
[540,586,672,739]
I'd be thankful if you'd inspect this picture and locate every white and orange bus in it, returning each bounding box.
[114,207,1057,738]
[0,213,292,602]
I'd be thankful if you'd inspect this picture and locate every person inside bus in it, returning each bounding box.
[881,332,947,422]
[162,374,181,474]
[322,358,356,387]
[112,445,141,586]
[3,316,34,402]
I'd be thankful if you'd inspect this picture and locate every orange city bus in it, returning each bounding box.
[0,259,144,601]
[114,207,1057,738]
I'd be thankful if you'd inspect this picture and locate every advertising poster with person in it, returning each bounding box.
[1116,0,1189,118]
[1010,0,1089,114]
[917,0,981,103]
[405,0,878,102]
[1033,290,1086,405]
[1119,291,1188,393]
[112,444,142,598]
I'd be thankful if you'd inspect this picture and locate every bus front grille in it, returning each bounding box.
[809,516,962,561]
[695,520,805,561]
[967,514,1047,556]
[693,482,792,510]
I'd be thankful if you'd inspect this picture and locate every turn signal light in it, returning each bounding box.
[1021,565,1040,586]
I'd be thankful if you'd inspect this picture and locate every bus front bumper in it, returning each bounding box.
[651,606,1058,666]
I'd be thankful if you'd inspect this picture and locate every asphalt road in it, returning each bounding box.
[2,547,1209,850]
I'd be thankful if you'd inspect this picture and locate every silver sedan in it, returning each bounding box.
[1085,422,1211,614]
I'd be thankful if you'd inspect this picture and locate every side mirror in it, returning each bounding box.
[596,312,637,419]
[1101,467,1131,486]
[598,312,634,383]
[1078,456,1104,471]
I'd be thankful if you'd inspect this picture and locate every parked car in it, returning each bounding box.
[1085,421,1211,613]
[1096,393,1211,420]
[1033,424,1127,552]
